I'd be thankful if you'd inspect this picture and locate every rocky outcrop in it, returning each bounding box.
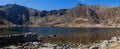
[0,10,13,25]
[0,32,37,47]
[0,18,14,25]
[64,4,100,24]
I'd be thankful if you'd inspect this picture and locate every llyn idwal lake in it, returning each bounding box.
[0,27,120,35]
[0,27,120,44]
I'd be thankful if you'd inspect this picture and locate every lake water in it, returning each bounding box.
[0,27,120,44]
[0,27,119,35]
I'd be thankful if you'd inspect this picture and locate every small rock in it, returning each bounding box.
[70,47,76,49]
[78,47,82,49]
[7,46,18,49]
[78,44,82,47]
[111,36,118,42]
[89,46,98,49]
[100,40,109,44]
[77,44,83,49]
[38,47,54,49]
[54,46,62,49]
[22,42,29,46]
[32,42,41,47]
[118,37,120,41]
[63,44,71,49]
[99,43,106,48]
[17,46,22,49]
[33,42,39,45]
[108,40,113,43]
[42,43,57,47]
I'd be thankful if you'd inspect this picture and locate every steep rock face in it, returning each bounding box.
[0,10,13,25]
[0,10,6,17]
[97,7,120,25]
[0,18,13,25]
[64,4,100,24]
[0,4,30,25]
[0,4,67,25]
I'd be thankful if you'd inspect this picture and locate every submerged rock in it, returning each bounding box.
[23,32,38,42]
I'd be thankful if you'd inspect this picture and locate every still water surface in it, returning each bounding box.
[0,27,119,35]
[0,27,120,44]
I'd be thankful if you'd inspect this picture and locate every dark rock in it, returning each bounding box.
[0,32,37,47]
[89,46,98,49]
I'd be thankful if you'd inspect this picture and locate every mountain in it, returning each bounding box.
[0,4,120,27]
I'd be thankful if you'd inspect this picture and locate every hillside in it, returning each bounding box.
[0,4,120,27]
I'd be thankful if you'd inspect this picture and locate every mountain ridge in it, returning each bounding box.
[0,4,120,27]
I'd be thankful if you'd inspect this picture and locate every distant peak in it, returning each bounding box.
[6,4,18,6]
[77,3,83,6]
[76,3,86,7]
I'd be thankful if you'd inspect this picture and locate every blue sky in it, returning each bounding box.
[0,0,120,10]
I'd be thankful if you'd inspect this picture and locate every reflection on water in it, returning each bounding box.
[45,32,120,44]
[0,27,120,44]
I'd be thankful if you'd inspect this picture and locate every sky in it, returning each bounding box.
[0,0,120,10]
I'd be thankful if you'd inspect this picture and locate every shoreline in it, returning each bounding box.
[0,35,120,49]
[1,25,120,28]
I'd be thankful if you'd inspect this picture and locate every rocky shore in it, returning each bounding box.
[0,32,38,47]
[0,32,119,49]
